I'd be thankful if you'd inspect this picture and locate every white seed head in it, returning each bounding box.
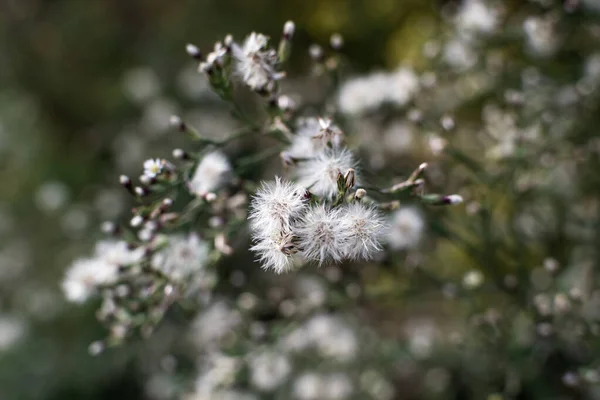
[250,232,297,273]
[296,205,347,265]
[248,177,308,236]
[296,148,358,199]
[339,202,385,260]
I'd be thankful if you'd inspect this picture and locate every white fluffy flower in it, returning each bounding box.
[232,33,280,91]
[296,149,358,199]
[143,158,163,178]
[62,258,119,303]
[249,178,309,273]
[188,151,232,196]
[250,233,297,273]
[249,177,308,236]
[248,350,292,391]
[385,207,424,250]
[152,234,210,281]
[339,203,385,260]
[296,205,347,265]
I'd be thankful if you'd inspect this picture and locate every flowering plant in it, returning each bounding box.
[54,1,600,398]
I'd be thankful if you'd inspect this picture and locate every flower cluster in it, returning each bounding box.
[59,20,462,366]
[249,177,385,272]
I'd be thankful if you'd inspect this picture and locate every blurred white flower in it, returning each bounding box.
[296,149,357,199]
[0,315,26,351]
[188,151,232,197]
[385,207,424,250]
[96,240,145,266]
[122,67,161,104]
[151,234,210,281]
[462,270,484,289]
[232,33,281,92]
[62,258,119,303]
[34,181,70,213]
[382,121,415,154]
[293,373,322,400]
[190,301,241,347]
[305,314,358,361]
[248,350,291,391]
[523,16,559,58]
[455,0,498,35]
[294,275,327,311]
[323,373,353,400]
[337,68,418,115]
[386,67,419,107]
[283,117,343,160]
[193,352,241,396]
[443,38,477,70]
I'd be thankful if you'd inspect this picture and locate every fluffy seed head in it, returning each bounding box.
[296,149,358,199]
[296,205,347,265]
[340,202,385,260]
[248,177,308,236]
[250,232,297,273]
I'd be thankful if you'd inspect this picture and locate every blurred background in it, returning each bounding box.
[2,0,600,399]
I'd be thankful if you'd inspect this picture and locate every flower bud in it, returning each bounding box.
[172,148,188,160]
[330,33,344,50]
[354,188,367,200]
[309,44,324,62]
[344,168,356,189]
[169,115,185,132]
[130,215,144,227]
[119,175,132,189]
[283,21,295,40]
[185,43,202,60]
